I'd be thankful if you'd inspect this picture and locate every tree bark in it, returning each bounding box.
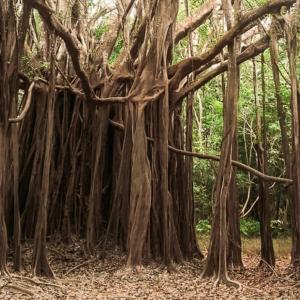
[227,0,243,270]
[32,35,55,277]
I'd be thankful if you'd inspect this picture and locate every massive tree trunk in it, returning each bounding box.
[127,104,152,266]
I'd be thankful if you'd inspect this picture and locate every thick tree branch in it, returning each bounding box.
[174,0,215,44]
[169,0,295,89]
[28,0,95,101]
[172,35,270,105]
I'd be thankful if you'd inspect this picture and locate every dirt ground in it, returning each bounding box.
[1,241,300,299]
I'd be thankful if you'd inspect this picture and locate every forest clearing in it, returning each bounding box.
[0,0,300,298]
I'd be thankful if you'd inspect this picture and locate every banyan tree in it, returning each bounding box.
[0,0,299,285]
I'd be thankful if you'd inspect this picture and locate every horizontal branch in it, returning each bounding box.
[169,0,295,89]
[168,145,292,184]
[109,119,293,184]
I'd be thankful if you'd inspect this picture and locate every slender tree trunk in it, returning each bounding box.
[227,0,242,269]
[285,4,300,268]
[0,128,8,275]
[32,34,55,277]
[0,0,9,274]
[183,0,202,259]
[269,29,295,261]
[11,1,31,271]
[0,0,26,274]
[227,127,243,269]
[203,0,239,286]
[270,31,292,180]
[253,58,275,266]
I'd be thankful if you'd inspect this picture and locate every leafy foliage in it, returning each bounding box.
[94,24,109,41]
[196,219,212,235]
[196,219,290,237]
[240,219,260,237]
[109,37,124,65]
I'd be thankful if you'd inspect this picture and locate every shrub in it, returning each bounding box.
[196,220,211,235]
[240,219,260,237]
[196,219,289,237]
[196,218,261,237]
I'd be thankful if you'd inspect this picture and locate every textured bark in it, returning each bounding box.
[32,38,55,277]
[86,105,109,254]
[227,0,243,269]
[227,127,243,269]
[127,104,151,266]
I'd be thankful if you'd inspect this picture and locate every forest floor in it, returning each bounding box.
[1,238,300,299]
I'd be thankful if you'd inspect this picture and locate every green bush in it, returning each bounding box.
[196,220,211,235]
[196,219,261,237]
[240,219,260,237]
[196,219,289,237]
